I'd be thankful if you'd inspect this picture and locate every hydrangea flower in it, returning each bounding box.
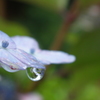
[0,31,45,73]
[12,36,76,65]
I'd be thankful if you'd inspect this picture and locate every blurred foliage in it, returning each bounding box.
[68,29,100,89]
[80,0,100,10]
[0,0,100,100]
[14,0,68,11]
[0,18,29,36]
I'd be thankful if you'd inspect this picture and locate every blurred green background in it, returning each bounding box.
[0,0,100,100]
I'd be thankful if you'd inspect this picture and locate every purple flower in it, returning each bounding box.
[12,36,76,65]
[0,31,45,72]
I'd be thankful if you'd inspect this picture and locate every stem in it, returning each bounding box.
[50,0,79,50]
[0,0,6,18]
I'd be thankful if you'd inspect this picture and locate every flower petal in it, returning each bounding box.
[0,31,16,49]
[34,50,76,64]
[0,49,27,72]
[0,63,18,72]
[8,49,45,69]
[12,36,40,53]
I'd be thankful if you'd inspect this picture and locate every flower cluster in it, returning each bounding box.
[0,31,76,81]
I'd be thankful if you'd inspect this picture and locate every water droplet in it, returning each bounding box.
[2,41,9,48]
[26,67,45,81]
[30,48,35,54]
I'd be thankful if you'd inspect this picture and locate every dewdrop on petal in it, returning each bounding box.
[26,67,45,81]
[0,31,45,81]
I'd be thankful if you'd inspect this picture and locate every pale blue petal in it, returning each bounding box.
[11,36,40,53]
[8,49,45,69]
[34,50,76,64]
[39,60,51,65]
[0,49,27,72]
[0,31,16,49]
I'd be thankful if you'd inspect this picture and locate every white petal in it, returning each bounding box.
[34,50,76,64]
[0,49,27,72]
[8,49,45,69]
[0,31,16,49]
[12,36,40,53]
